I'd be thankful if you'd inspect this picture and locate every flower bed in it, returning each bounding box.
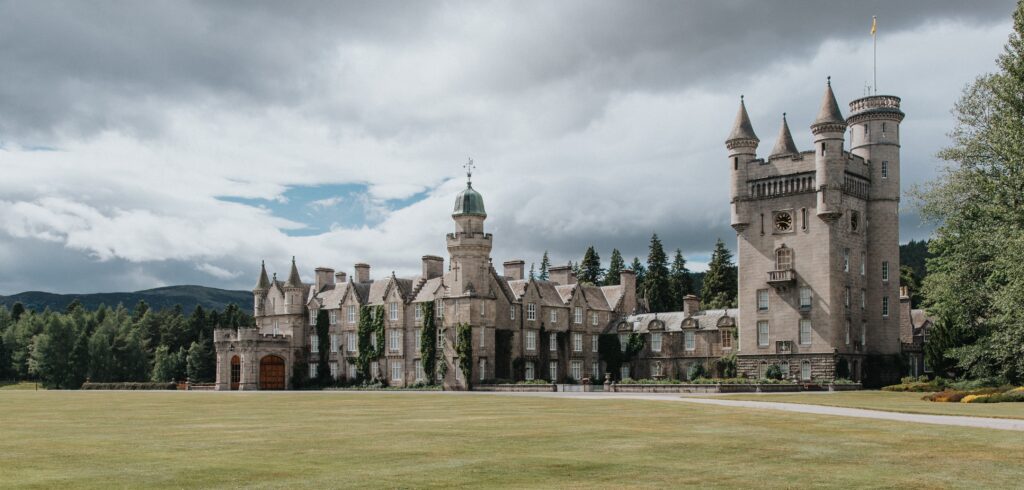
[924,386,1024,403]
[474,383,557,392]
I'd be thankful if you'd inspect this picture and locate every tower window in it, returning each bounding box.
[882,296,890,317]
[882,122,887,133]
[801,208,807,230]
[757,321,770,347]
[734,157,738,170]
[864,124,869,138]
[776,247,793,270]
[881,161,889,179]
[843,248,850,272]
[820,142,825,156]
[882,261,890,282]
[757,289,769,311]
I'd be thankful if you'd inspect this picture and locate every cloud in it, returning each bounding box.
[0,1,1017,294]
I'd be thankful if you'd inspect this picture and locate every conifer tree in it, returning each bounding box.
[630,257,646,293]
[669,249,694,310]
[644,234,672,312]
[701,239,738,309]
[539,251,551,280]
[605,248,625,286]
[579,246,604,285]
[529,263,536,280]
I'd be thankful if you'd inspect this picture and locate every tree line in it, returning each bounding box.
[0,299,251,388]
[529,234,738,313]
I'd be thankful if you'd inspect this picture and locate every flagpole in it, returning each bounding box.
[872,15,877,95]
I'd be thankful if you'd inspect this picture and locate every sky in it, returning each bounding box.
[0,0,1017,295]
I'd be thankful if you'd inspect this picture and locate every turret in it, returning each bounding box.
[447,159,493,296]
[769,113,799,159]
[253,260,271,316]
[282,256,304,314]
[726,96,759,232]
[811,78,847,222]
[847,94,904,201]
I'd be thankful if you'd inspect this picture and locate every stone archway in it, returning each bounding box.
[230,355,241,391]
[259,355,286,390]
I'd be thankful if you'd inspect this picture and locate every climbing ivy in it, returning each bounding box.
[354,304,385,380]
[597,333,646,381]
[419,302,437,384]
[456,322,473,389]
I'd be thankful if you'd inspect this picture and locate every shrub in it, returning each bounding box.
[618,378,682,385]
[687,363,707,381]
[81,382,177,390]
[764,364,783,381]
[515,379,552,385]
[923,390,967,402]
[831,378,858,385]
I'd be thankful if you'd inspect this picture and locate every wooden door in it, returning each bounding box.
[259,355,286,390]
[230,356,240,390]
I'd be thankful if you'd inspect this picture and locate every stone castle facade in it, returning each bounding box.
[214,80,928,390]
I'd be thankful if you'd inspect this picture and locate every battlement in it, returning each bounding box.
[848,95,904,123]
[214,327,291,344]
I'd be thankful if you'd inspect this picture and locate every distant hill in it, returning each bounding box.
[0,285,252,314]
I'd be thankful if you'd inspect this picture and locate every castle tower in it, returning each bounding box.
[282,256,304,315]
[253,260,271,316]
[727,96,759,232]
[848,94,905,355]
[811,78,848,223]
[446,160,493,297]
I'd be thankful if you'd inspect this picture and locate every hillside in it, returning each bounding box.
[0,285,252,314]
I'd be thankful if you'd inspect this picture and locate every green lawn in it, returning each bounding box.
[716,391,1024,420]
[0,381,41,391]
[1,392,1023,488]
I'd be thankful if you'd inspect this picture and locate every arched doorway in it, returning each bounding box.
[259,355,286,390]
[230,355,241,391]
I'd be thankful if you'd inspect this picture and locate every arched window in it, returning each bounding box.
[776,247,793,270]
[801,360,811,380]
[779,361,790,379]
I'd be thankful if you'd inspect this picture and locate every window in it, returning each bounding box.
[684,331,695,351]
[331,334,339,353]
[592,312,599,326]
[480,302,486,316]
[371,362,379,379]
[415,331,422,349]
[592,362,600,379]
[479,327,485,348]
[549,361,558,380]
[861,252,866,275]
[757,321,769,347]
[389,330,400,352]
[571,360,582,380]
[310,335,319,352]
[881,161,889,179]
[799,319,811,345]
[388,302,398,321]
[479,359,486,381]
[347,333,356,352]
[391,361,402,382]
[652,361,663,377]
[844,287,850,309]
[845,319,851,345]
[620,364,630,380]
[780,361,790,379]
[861,322,867,346]
[573,332,583,352]
[619,333,629,352]
[510,306,515,320]
[436,299,444,319]
[757,289,769,311]
[850,211,859,232]
[415,361,425,381]
[526,330,537,351]
[310,310,317,326]
[882,296,890,317]
[651,332,663,352]
[330,362,339,379]
[455,362,461,382]
[329,310,337,325]
[272,320,280,336]
[721,330,732,349]
[550,310,558,323]
[801,360,811,380]
[592,335,598,353]
[415,307,422,321]
[437,330,444,349]
[801,208,807,230]
[347,306,356,324]
[882,261,889,282]
[799,287,812,309]
[371,334,377,351]
[758,362,768,379]
[776,247,793,270]
[549,332,558,352]
[843,248,850,272]
[861,289,866,310]
[525,361,535,381]
[309,363,317,378]
[574,307,583,324]
[230,357,240,386]
[527,303,536,321]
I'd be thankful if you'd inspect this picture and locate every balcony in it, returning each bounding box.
[767,269,795,286]
[776,340,794,355]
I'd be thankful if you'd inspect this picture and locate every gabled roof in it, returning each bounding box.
[599,285,625,311]
[506,279,528,300]
[579,284,611,311]
[413,276,447,303]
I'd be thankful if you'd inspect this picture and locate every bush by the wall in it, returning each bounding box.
[81,382,177,390]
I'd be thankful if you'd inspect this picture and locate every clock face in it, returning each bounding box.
[774,212,793,232]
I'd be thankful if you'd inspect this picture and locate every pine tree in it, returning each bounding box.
[701,239,738,309]
[644,234,672,312]
[539,251,551,280]
[131,300,149,323]
[579,246,604,285]
[11,302,25,322]
[187,339,215,383]
[669,249,694,310]
[630,257,646,293]
[605,248,625,286]
[529,263,536,280]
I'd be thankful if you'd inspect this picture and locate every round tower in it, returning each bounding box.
[811,78,848,222]
[282,256,304,315]
[446,160,493,296]
[726,96,759,232]
[253,260,271,317]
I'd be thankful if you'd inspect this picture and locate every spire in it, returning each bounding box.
[812,77,845,127]
[726,96,759,143]
[255,260,271,290]
[284,256,302,288]
[770,113,799,158]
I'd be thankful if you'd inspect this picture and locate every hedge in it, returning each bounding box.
[81,382,177,390]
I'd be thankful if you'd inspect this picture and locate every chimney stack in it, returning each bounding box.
[354,263,371,283]
[314,267,336,292]
[683,294,701,316]
[619,270,637,314]
[335,271,347,284]
[422,255,444,279]
[503,260,525,280]
[899,287,913,343]
[549,265,576,285]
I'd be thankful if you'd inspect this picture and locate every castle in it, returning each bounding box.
[214,80,930,390]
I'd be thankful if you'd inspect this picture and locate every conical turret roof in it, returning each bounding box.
[255,260,271,290]
[770,113,799,157]
[812,78,845,126]
[284,256,303,288]
[726,97,759,143]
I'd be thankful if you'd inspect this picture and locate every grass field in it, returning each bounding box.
[716,391,1024,420]
[1,391,1023,488]
[0,381,39,391]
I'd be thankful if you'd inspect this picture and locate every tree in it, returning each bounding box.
[539,251,551,280]
[30,316,76,388]
[64,298,83,315]
[315,309,331,383]
[151,345,185,382]
[644,234,672,312]
[669,249,694,310]
[528,263,536,280]
[11,302,25,322]
[186,339,214,383]
[605,249,625,286]
[630,257,646,294]
[579,246,604,285]
[131,300,150,323]
[916,4,1024,383]
[701,239,738,309]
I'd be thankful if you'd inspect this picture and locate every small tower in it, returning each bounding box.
[446,158,493,297]
[253,260,271,317]
[769,113,799,159]
[282,256,304,315]
[726,96,759,232]
[811,78,848,222]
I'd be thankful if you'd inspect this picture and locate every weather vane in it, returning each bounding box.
[463,157,475,186]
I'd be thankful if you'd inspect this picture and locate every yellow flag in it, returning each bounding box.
[871,16,877,36]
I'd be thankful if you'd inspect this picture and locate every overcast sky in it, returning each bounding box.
[0,0,1017,294]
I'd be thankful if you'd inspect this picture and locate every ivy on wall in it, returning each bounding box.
[419,302,437,384]
[315,309,331,384]
[456,322,473,389]
[352,304,385,381]
[597,333,646,381]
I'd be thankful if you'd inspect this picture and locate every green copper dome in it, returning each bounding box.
[453,183,486,217]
